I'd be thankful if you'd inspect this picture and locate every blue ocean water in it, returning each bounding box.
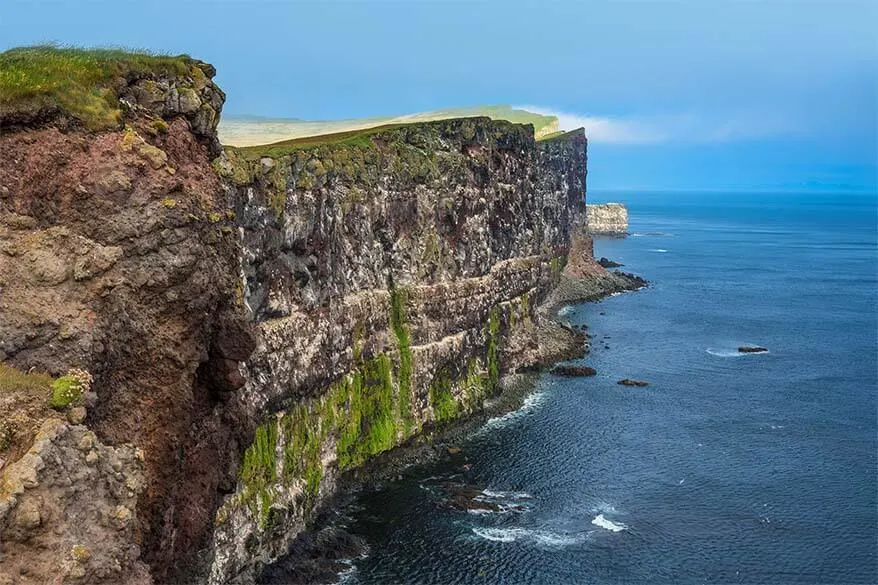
[344,191,878,584]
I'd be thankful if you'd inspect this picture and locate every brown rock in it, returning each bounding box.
[617,378,649,387]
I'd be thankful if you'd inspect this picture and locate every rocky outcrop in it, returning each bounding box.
[1,59,253,584]
[0,420,148,585]
[586,202,628,236]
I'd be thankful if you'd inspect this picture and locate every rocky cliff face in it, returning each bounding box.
[0,56,253,585]
[206,122,587,583]
[586,202,628,235]
[0,51,637,585]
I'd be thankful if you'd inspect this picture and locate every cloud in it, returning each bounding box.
[518,106,798,145]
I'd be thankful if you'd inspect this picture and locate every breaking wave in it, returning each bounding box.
[591,514,627,532]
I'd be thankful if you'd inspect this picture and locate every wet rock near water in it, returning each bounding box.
[598,257,623,268]
[617,379,649,387]
[738,346,769,354]
[257,527,366,585]
[551,365,597,377]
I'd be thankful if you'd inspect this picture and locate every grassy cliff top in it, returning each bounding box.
[0,45,196,130]
[218,105,560,147]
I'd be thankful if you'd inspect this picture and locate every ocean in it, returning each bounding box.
[336,191,878,584]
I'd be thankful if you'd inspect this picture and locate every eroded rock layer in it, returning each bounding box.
[208,122,588,583]
[0,56,636,585]
[586,202,628,236]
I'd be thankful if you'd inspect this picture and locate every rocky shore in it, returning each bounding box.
[255,258,644,584]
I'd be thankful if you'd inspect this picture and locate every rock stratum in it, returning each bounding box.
[586,202,628,236]
[0,47,643,585]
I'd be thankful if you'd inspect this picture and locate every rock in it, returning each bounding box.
[597,257,623,268]
[551,365,596,377]
[446,446,462,455]
[11,497,41,530]
[67,407,87,425]
[617,378,648,387]
[737,346,768,353]
[92,170,131,196]
[134,141,168,170]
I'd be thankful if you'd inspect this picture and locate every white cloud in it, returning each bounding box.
[518,106,797,145]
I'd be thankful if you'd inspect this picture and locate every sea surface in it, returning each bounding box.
[341,191,878,584]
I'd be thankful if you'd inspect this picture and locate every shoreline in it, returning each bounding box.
[258,252,647,584]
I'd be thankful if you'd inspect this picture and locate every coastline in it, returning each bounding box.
[257,243,647,584]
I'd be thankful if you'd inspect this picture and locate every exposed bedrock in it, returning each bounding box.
[0,57,643,585]
[208,120,590,583]
[586,202,628,236]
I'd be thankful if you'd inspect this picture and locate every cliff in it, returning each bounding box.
[0,47,641,585]
[586,202,628,235]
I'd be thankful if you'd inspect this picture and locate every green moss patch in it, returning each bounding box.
[49,375,84,409]
[0,45,194,130]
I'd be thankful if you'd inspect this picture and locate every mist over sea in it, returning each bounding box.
[338,191,878,584]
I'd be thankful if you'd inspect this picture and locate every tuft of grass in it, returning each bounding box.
[0,44,194,130]
[0,363,53,394]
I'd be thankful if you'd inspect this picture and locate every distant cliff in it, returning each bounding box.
[586,202,628,235]
[0,46,641,585]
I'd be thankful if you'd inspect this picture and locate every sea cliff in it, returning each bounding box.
[0,47,642,585]
[586,202,628,235]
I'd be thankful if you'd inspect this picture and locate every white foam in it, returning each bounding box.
[479,391,548,433]
[705,348,745,358]
[472,527,519,542]
[471,527,582,547]
[557,305,575,317]
[648,248,668,253]
[591,514,628,532]
[481,489,532,500]
[590,502,619,515]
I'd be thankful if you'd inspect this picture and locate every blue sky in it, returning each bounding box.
[2,0,876,192]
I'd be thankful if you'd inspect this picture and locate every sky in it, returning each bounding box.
[2,0,876,192]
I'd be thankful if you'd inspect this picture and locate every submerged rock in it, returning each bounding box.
[551,365,597,377]
[738,346,768,354]
[617,378,649,387]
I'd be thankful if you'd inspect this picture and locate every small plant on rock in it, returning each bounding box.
[49,368,93,410]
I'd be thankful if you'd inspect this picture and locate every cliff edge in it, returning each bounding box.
[0,47,642,585]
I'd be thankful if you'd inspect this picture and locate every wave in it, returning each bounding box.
[471,527,583,547]
[591,514,627,532]
[705,348,746,358]
[468,489,534,515]
[648,248,669,253]
[630,231,674,237]
[479,391,548,433]
[481,489,532,500]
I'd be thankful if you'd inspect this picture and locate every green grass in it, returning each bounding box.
[0,44,194,130]
[219,105,560,147]
[230,123,408,159]
[0,363,53,393]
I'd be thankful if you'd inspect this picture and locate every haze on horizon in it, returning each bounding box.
[1,0,875,193]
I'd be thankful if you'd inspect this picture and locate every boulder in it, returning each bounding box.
[617,378,648,387]
[738,346,768,353]
[597,257,623,268]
